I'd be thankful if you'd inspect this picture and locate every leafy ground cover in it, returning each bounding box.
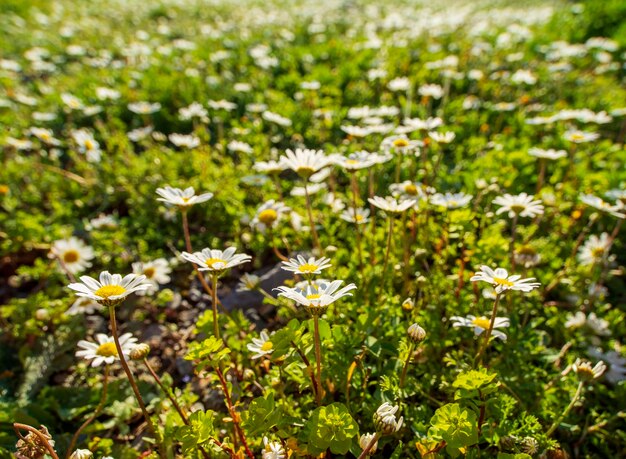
[1,0,626,458]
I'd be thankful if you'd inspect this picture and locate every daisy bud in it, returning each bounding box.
[401,298,414,311]
[373,402,403,435]
[407,323,426,343]
[35,308,50,321]
[573,358,606,382]
[359,433,378,455]
[521,437,539,455]
[130,343,150,360]
[69,450,93,459]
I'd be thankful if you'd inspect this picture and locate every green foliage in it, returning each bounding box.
[428,403,479,457]
[185,336,231,370]
[300,403,359,455]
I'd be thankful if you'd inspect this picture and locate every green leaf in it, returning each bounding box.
[241,392,283,436]
[300,403,358,455]
[185,337,231,370]
[453,368,498,400]
[428,403,479,452]
[177,410,216,455]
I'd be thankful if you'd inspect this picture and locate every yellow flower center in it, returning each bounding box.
[181,196,190,203]
[40,132,51,141]
[258,209,278,225]
[355,214,364,222]
[393,138,409,147]
[493,277,514,287]
[345,159,359,165]
[298,263,319,273]
[0,185,8,194]
[404,184,418,195]
[205,258,227,268]
[96,342,118,357]
[472,317,491,329]
[143,267,155,278]
[591,247,605,258]
[517,245,536,256]
[448,200,457,207]
[260,341,273,352]
[510,204,526,213]
[94,285,127,298]
[571,133,584,141]
[63,250,79,263]
[306,293,321,300]
[296,166,315,176]
[85,139,95,150]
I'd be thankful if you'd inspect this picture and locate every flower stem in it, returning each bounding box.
[181,210,222,311]
[313,314,324,406]
[211,274,220,340]
[509,214,518,271]
[291,340,318,400]
[13,424,59,459]
[399,342,415,388]
[357,432,380,459]
[475,293,502,365]
[381,217,395,287]
[304,182,321,252]
[214,366,254,459]
[350,173,364,270]
[108,306,165,458]
[66,366,110,458]
[546,381,585,437]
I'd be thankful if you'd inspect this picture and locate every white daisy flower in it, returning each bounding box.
[66,297,104,316]
[96,87,121,101]
[262,437,286,459]
[359,433,378,455]
[528,148,567,160]
[563,130,600,143]
[577,233,611,266]
[253,160,285,174]
[178,102,208,121]
[334,151,377,171]
[76,332,137,367]
[237,273,261,292]
[51,237,94,274]
[470,266,540,294]
[580,194,625,218]
[156,186,214,208]
[227,140,253,154]
[72,129,101,162]
[68,271,151,306]
[340,207,370,225]
[418,83,444,99]
[450,315,510,341]
[262,111,292,127]
[128,101,161,114]
[279,148,333,179]
[388,77,410,92]
[493,193,544,218]
[572,358,606,381]
[30,127,61,146]
[168,133,200,149]
[275,280,356,312]
[368,196,417,214]
[247,330,274,360]
[181,247,252,275]
[251,200,291,232]
[381,135,421,155]
[281,255,332,275]
[69,449,93,459]
[61,93,84,110]
[428,131,456,143]
[132,258,171,294]
[389,181,429,200]
[430,192,472,209]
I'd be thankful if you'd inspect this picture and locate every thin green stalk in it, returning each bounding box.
[211,274,220,340]
[399,342,415,388]
[304,182,321,252]
[546,381,585,437]
[313,314,324,406]
[475,293,502,365]
[66,366,110,458]
[108,306,165,458]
